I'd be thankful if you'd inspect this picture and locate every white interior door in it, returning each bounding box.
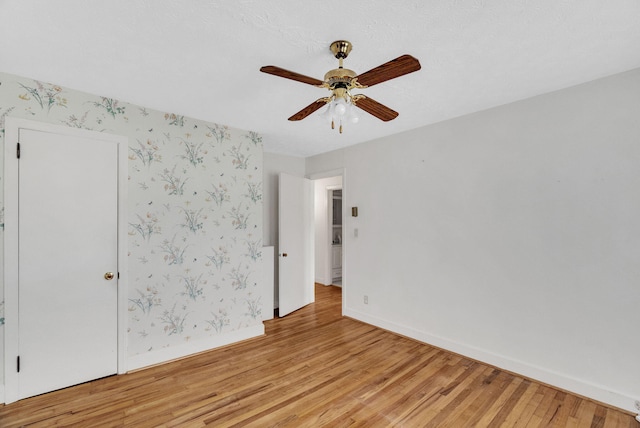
[17,128,119,399]
[278,173,314,317]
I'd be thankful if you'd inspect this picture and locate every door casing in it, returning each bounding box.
[308,168,347,312]
[3,117,128,404]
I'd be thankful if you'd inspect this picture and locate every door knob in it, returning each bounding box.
[282,253,288,257]
[104,272,115,280]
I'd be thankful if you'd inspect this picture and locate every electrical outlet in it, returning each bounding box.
[364,295,368,304]
[635,400,640,411]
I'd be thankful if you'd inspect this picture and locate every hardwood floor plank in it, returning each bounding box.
[495,381,542,427]
[0,284,635,427]
[334,350,460,426]
[468,374,527,426]
[446,370,524,427]
[485,376,531,426]
[590,404,609,428]
[291,347,443,426]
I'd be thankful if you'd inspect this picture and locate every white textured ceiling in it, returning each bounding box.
[2,1,640,157]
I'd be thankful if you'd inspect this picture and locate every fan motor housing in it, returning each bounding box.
[324,68,357,88]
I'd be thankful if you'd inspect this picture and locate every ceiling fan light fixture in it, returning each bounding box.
[347,103,360,124]
[324,94,357,134]
[260,40,421,128]
[321,103,334,123]
[334,97,347,116]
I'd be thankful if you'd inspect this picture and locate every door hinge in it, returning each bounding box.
[16,142,20,159]
[17,356,20,373]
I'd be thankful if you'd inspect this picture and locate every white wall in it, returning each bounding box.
[263,152,306,309]
[313,176,342,285]
[306,68,640,412]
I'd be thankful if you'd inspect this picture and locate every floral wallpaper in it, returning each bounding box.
[0,72,264,384]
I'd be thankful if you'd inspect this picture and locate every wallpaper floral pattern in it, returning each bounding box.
[0,72,264,383]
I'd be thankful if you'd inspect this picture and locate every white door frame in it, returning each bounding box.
[3,118,128,404]
[326,185,342,285]
[308,168,346,311]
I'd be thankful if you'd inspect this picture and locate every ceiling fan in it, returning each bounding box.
[260,40,421,133]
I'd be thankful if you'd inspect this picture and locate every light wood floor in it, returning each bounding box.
[1,284,636,427]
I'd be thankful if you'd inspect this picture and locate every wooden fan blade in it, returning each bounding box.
[288,99,328,121]
[356,55,421,87]
[354,96,399,121]
[260,65,324,86]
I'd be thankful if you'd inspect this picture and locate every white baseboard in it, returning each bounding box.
[127,324,264,372]
[314,276,330,285]
[344,307,638,414]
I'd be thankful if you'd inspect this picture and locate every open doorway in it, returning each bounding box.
[329,189,342,286]
[312,175,344,290]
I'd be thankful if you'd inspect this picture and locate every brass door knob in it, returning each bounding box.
[104,272,115,280]
[282,253,288,257]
